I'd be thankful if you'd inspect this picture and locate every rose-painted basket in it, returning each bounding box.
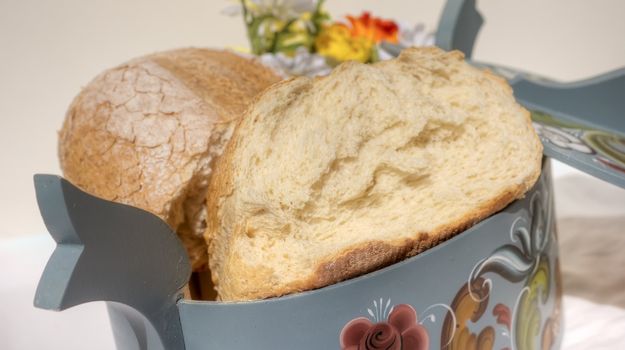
[34,159,561,350]
[33,0,625,349]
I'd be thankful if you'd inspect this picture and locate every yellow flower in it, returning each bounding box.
[315,24,374,63]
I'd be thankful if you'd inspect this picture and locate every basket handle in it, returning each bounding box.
[511,67,625,135]
[33,174,191,350]
[435,0,483,58]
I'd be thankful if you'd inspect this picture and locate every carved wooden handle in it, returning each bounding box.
[34,174,191,350]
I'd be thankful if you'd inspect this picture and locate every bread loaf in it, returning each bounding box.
[59,48,280,270]
[205,47,543,300]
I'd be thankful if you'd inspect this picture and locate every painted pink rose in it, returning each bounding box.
[340,304,429,350]
[494,303,511,330]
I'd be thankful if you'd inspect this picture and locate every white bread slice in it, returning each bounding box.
[205,47,543,301]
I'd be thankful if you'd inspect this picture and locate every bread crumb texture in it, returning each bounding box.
[58,48,280,270]
[206,47,543,301]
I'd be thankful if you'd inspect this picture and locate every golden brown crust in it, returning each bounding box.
[59,48,280,271]
[204,101,245,281]
[152,49,281,123]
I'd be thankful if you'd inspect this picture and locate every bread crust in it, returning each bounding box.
[59,48,280,270]
[206,47,543,300]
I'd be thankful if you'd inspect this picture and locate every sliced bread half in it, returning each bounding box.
[205,47,543,301]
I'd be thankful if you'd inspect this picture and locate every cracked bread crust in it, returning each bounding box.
[58,48,280,270]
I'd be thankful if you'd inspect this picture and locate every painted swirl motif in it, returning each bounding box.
[443,178,560,350]
[340,304,429,350]
[531,110,625,174]
[583,131,625,173]
[541,258,563,350]
[515,259,550,350]
[441,277,495,350]
[468,191,551,287]
[533,122,593,154]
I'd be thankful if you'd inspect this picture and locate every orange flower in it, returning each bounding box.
[345,12,399,44]
[315,12,399,64]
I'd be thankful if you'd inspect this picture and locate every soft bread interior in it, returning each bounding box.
[207,47,543,301]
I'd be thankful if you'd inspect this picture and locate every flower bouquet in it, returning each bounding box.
[224,0,435,76]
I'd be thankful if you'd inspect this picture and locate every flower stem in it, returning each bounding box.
[316,0,326,14]
[241,0,258,53]
[270,18,298,53]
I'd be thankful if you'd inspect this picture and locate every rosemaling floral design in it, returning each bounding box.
[340,303,429,350]
[441,175,561,350]
[532,110,625,174]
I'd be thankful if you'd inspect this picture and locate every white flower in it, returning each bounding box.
[378,22,435,61]
[398,22,435,48]
[533,123,594,154]
[223,0,318,21]
[260,47,331,77]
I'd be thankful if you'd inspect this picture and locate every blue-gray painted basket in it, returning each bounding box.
[33,160,562,350]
